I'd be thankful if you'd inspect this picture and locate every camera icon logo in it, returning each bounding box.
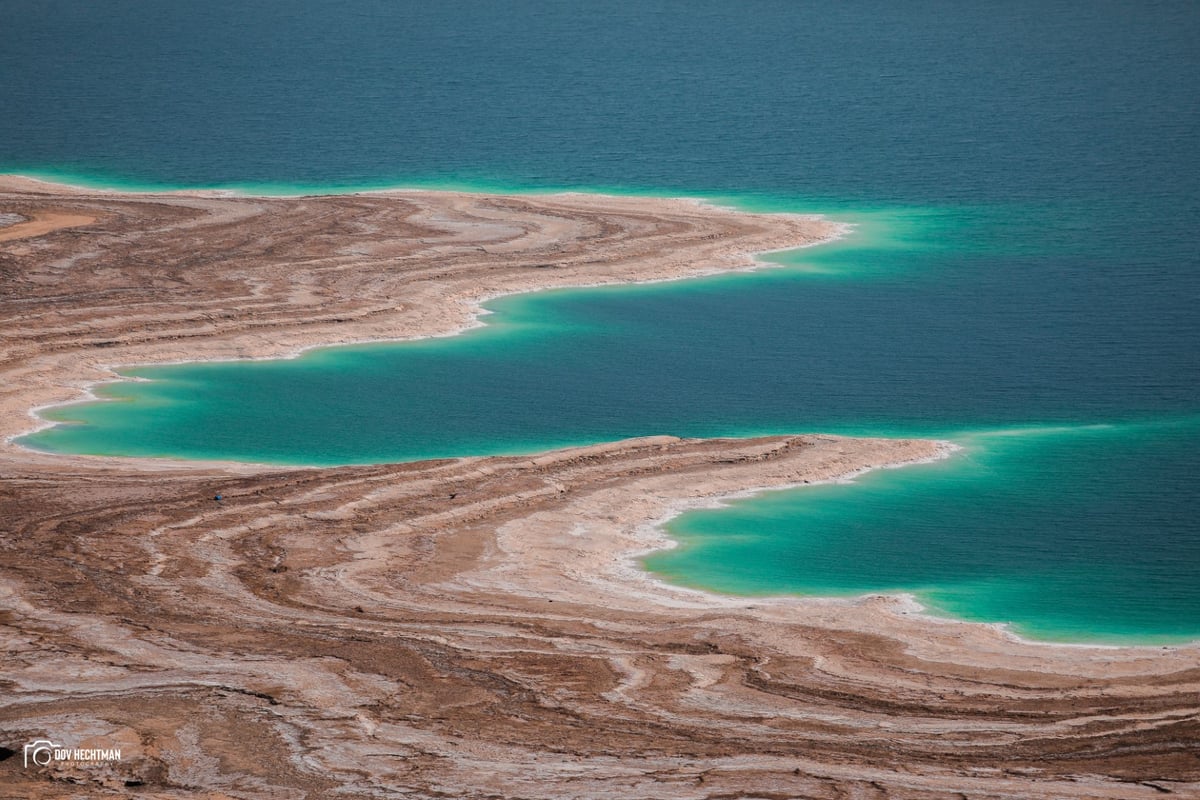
[23,739,60,768]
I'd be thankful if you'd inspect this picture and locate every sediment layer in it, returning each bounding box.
[1,177,1196,798]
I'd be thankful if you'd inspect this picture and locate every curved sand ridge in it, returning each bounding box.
[1,176,1196,798]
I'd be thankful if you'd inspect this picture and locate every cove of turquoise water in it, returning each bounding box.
[5,1,1198,642]
[647,419,1200,644]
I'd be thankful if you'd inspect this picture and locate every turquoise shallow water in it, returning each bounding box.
[647,419,1200,644]
[5,1,1199,641]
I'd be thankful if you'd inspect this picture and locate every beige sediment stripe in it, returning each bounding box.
[0,209,96,242]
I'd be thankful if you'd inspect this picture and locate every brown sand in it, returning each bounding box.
[0,209,96,243]
[1,176,1197,798]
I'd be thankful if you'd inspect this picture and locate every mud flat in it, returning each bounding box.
[1,177,1196,798]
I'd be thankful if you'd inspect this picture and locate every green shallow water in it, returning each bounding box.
[647,420,1200,644]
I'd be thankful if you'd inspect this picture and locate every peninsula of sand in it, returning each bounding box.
[1,176,1196,798]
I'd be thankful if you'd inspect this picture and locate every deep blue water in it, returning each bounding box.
[3,1,1197,207]
[4,1,1199,640]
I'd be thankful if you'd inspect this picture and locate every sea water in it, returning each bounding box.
[4,0,1198,641]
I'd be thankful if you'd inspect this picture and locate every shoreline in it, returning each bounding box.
[3,176,1197,797]
[10,222,850,454]
[6,168,851,205]
[639,438,1200,650]
[587,437,1197,651]
[0,173,848,460]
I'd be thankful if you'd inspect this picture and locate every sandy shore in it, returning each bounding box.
[1,176,1196,798]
